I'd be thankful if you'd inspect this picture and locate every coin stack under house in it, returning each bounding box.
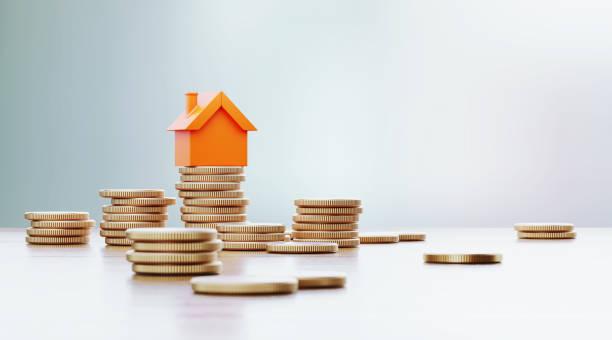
[514,222,576,240]
[177,167,249,230]
[24,212,94,245]
[126,228,223,276]
[291,199,362,248]
[217,222,286,251]
[99,189,176,246]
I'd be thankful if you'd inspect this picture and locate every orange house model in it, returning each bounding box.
[167,92,257,166]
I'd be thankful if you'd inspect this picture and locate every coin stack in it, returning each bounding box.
[126,228,223,276]
[217,222,286,251]
[24,211,94,245]
[98,189,176,246]
[514,222,576,240]
[177,167,249,230]
[291,199,362,248]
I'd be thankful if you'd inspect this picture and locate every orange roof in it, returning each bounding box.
[167,92,257,131]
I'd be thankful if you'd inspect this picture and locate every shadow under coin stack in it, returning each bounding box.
[514,223,576,240]
[217,222,286,251]
[24,212,94,245]
[177,167,248,230]
[291,199,362,248]
[126,228,223,276]
[99,189,176,246]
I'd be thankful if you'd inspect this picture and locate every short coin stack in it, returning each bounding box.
[515,222,576,239]
[99,189,176,246]
[217,222,286,251]
[292,198,362,248]
[126,228,223,275]
[24,211,94,245]
[177,167,249,230]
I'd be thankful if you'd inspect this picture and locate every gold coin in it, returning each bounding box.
[126,250,218,264]
[181,214,247,223]
[399,232,426,241]
[191,276,298,295]
[183,198,249,207]
[424,253,502,264]
[294,199,361,208]
[292,230,359,239]
[99,189,164,198]
[31,219,96,229]
[219,233,285,242]
[100,221,166,230]
[175,182,240,191]
[293,214,359,224]
[102,205,167,214]
[296,272,347,289]
[111,197,176,207]
[179,190,244,199]
[26,236,89,245]
[222,241,270,251]
[181,206,246,214]
[284,234,291,241]
[184,222,219,229]
[103,214,168,222]
[132,261,222,275]
[517,231,576,239]
[179,166,243,175]
[266,241,338,254]
[514,223,574,233]
[296,207,363,215]
[126,228,217,242]
[292,223,358,231]
[26,227,90,237]
[105,237,133,246]
[180,174,245,183]
[292,238,360,248]
[24,211,89,221]
[216,222,285,234]
[359,233,400,244]
[100,229,127,238]
[133,239,223,252]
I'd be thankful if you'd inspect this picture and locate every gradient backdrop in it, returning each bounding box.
[1,0,612,228]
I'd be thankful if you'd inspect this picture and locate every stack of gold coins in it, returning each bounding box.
[514,222,576,240]
[177,167,248,230]
[216,222,286,251]
[24,212,94,245]
[291,198,362,248]
[98,189,176,246]
[126,228,223,276]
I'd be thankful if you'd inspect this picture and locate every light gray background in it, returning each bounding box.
[1,0,611,228]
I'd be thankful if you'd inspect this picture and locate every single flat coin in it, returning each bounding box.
[294,199,361,208]
[133,239,223,253]
[102,205,168,214]
[100,229,127,238]
[293,214,359,224]
[191,276,298,295]
[100,221,166,230]
[126,250,218,264]
[267,241,338,254]
[111,197,176,207]
[179,166,244,175]
[99,189,164,198]
[424,253,502,264]
[292,238,360,248]
[219,233,285,242]
[103,214,168,222]
[292,223,358,231]
[132,261,222,275]
[222,241,270,251]
[24,212,89,221]
[26,236,89,245]
[517,231,576,239]
[175,182,240,191]
[514,223,574,233]
[399,232,426,241]
[27,227,90,237]
[183,198,250,207]
[292,230,359,239]
[126,228,217,242]
[359,233,400,244]
[296,272,347,289]
[181,206,246,215]
[31,219,96,229]
[217,222,285,234]
[105,237,133,246]
[181,214,247,223]
[179,190,244,199]
[296,207,363,215]
[184,223,219,229]
[180,174,245,183]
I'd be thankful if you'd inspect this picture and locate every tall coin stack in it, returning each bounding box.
[291,199,362,248]
[177,167,249,229]
[99,189,176,246]
[24,211,94,245]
